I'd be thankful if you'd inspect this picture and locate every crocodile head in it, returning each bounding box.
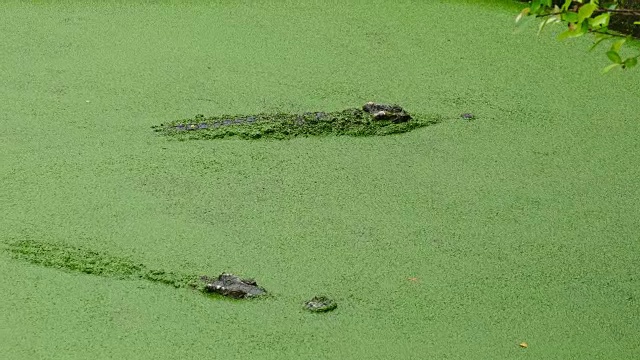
[362,102,412,123]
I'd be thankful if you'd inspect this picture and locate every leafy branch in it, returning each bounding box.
[516,0,640,73]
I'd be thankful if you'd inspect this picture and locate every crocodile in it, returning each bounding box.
[151,102,440,140]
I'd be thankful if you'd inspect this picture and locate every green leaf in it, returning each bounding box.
[610,38,626,52]
[563,11,579,23]
[558,20,589,40]
[602,63,621,74]
[561,0,572,11]
[538,16,560,35]
[514,14,536,34]
[557,29,572,40]
[581,19,589,32]
[515,7,530,23]
[557,28,578,40]
[623,57,638,69]
[590,13,610,28]
[606,50,622,64]
[577,3,597,23]
[531,0,541,14]
[589,35,611,52]
[634,21,640,25]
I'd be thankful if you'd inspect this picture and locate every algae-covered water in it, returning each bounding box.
[1,0,639,359]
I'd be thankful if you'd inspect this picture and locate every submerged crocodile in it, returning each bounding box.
[6,240,346,313]
[5,240,267,299]
[151,102,440,140]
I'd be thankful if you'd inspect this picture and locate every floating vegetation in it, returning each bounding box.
[7,240,200,289]
[151,102,441,140]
